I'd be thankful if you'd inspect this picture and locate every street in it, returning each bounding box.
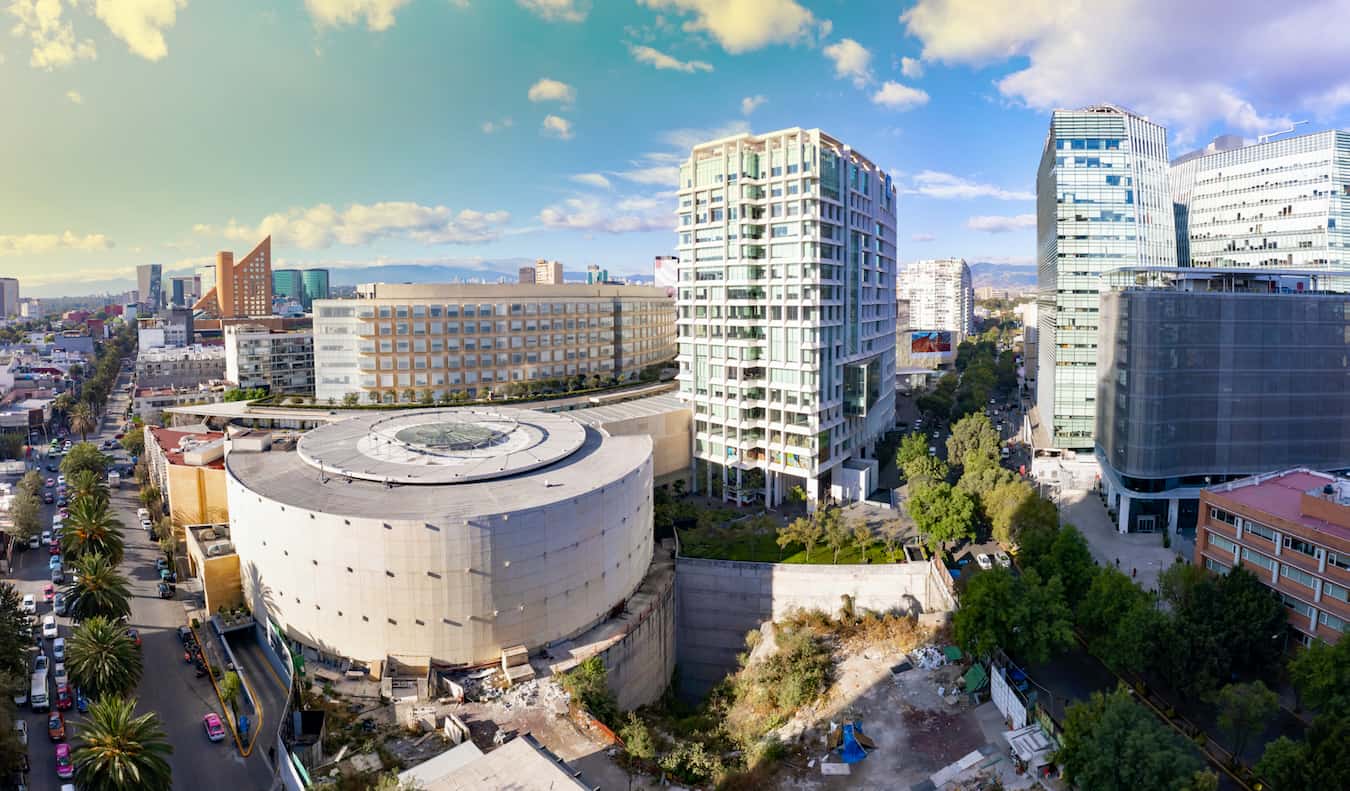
[10,371,273,790]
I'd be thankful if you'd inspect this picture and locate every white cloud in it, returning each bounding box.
[872,80,929,110]
[303,0,411,31]
[900,56,924,79]
[638,0,820,54]
[659,120,750,151]
[527,77,575,104]
[899,0,1350,140]
[613,164,679,186]
[966,213,1036,233]
[93,0,185,61]
[911,170,1033,200]
[65,89,83,104]
[541,114,573,140]
[911,233,935,242]
[570,173,612,190]
[539,193,671,234]
[216,202,512,249]
[481,117,513,134]
[740,94,767,115]
[516,0,588,23]
[0,231,112,255]
[822,38,872,87]
[8,0,97,69]
[626,43,713,73]
[608,121,750,188]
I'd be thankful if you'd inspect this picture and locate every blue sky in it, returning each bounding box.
[4,0,1350,296]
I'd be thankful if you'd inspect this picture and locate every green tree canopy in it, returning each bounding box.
[902,454,949,490]
[1215,680,1278,762]
[65,554,132,622]
[1289,633,1350,715]
[907,482,976,552]
[63,499,126,565]
[952,567,1073,663]
[946,412,1001,470]
[895,432,929,469]
[67,616,142,699]
[73,696,173,791]
[61,442,108,479]
[1057,686,1204,791]
[8,492,42,542]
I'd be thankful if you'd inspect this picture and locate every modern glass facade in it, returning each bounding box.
[675,128,897,506]
[1036,105,1176,450]
[301,269,330,309]
[1099,286,1350,480]
[272,269,304,303]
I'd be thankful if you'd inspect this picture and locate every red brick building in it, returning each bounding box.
[1196,469,1350,646]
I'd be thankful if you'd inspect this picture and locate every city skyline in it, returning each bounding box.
[5,2,1350,296]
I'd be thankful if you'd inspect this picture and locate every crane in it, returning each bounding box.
[1258,120,1309,144]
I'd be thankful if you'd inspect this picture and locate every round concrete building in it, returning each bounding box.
[224,407,654,669]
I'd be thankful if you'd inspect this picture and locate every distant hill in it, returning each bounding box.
[328,261,532,286]
[969,262,1036,288]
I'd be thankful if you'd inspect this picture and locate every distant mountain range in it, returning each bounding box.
[969,262,1036,288]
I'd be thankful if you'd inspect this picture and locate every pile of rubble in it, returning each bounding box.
[441,668,571,714]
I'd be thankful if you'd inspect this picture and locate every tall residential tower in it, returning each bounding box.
[1035,105,1175,451]
[676,128,897,508]
[897,258,974,338]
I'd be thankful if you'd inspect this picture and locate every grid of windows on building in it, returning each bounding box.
[1035,105,1176,450]
[675,128,897,507]
[311,286,675,404]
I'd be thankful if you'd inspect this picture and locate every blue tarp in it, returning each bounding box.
[838,723,869,764]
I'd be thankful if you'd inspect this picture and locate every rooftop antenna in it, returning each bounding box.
[1258,120,1309,144]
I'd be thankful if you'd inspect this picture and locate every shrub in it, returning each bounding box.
[619,713,655,761]
[559,656,618,728]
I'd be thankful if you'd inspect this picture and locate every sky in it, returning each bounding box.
[4,0,1350,297]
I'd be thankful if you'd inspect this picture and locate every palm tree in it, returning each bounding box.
[65,555,132,622]
[70,469,109,503]
[70,401,97,442]
[73,696,173,791]
[63,499,125,565]
[67,617,142,699]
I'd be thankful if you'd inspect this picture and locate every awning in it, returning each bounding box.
[962,663,988,693]
[1004,724,1055,767]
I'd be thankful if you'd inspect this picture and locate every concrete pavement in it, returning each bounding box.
[1058,488,1188,594]
[10,370,274,791]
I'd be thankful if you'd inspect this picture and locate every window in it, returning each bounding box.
[1320,611,1346,632]
[1240,547,1275,572]
[1205,557,1229,574]
[1327,551,1350,572]
[1207,531,1237,554]
[1283,535,1319,558]
[1324,581,1349,603]
[1244,520,1275,542]
[1282,564,1317,589]
[1210,507,1238,526]
[1280,592,1314,619]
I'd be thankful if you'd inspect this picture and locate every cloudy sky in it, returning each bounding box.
[4,0,1350,295]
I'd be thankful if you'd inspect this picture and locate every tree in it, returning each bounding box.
[907,482,976,552]
[70,468,109,504]
[946,412,1001,470]
[1289,636,1350,714]
[0,433,23,460]
[67,617,142,698]
[0,583,32,681]
[1057,686,1203,791]
[1215,680,1277,763]
[895,432,929,469]
[72,696,173,791]
[850,517,876,560]
[70,401,97,441]
[19,469,44,498]
[956,462,1016,500]
[119,430,144,458]
[1076,568,1162,675]
[1257,735,1310,791]
[953,567,1073,663]
[619,712,656,761]
[558,656,618,728]
[63,499,126,565]
[776,516,822,562]
[819,507,851,564]
[8,492,42,542]
[341,392,360,407]
[1012,569,1075,664]
[219,671,243,719]
[1158,562,1208,611]
[902,454,949,490]
[1043,526,1098,607]
[61,442,108,479]
[402,388,416,403]
[878,519,908,562]
[65,554,132,622]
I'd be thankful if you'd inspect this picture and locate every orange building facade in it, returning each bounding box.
[1196,469,1350,647]
[194,236,273,318]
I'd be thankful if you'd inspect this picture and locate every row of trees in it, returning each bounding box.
[916,332,1017,424]
[773,507,912,564]
[21,444,173,788]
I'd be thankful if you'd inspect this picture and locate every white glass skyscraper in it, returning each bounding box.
[675,128,897,507]
[1171,130,1350,287]
[897,258,974,338]
[1035,105,1176,451]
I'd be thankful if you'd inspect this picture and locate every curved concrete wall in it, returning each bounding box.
[227,453,654,667]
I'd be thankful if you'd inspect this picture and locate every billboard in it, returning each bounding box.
[910,330,953,356]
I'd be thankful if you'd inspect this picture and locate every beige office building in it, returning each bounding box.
[312,283,675,404]
[534,259,564,284]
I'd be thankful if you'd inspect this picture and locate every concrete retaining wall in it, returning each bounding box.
[676,556,956,698]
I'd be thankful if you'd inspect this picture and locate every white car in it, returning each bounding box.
[137,507,149,521]
[57,474,66,486]
[41,530,52,546]
[21,594,36,614]
[53,637,65,661]
[928,446,937,455]
[13,720,26,747]
[976,553,994,571]
[42,615,58,639]
[995,551,1012,568]
[141,518,152,532]
[53,663,68,686]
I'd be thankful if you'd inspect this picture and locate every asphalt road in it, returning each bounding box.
[10,371,273,791]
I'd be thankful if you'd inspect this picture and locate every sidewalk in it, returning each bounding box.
[1057,489,1187,593]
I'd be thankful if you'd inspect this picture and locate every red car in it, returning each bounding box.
[43,583,54,602]
[203,712,226,742]
[49,542,61,556]
[56,684,73,710]
[47,711,65,741]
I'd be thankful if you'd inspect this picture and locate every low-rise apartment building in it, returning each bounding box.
[1196,468,1350,646]
[134,384,228,424]
[312,283,675,404]
[135,344,225,388]
[224,324,314,395]
[142,426,229,529]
